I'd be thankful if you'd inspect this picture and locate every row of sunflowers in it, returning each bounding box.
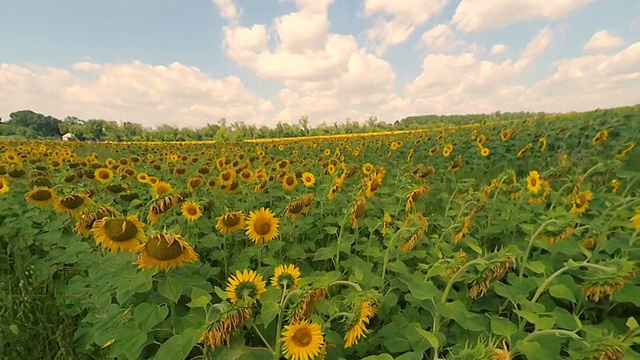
[1,106,640,359]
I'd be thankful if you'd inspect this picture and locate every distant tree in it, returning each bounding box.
[8,110,62,138]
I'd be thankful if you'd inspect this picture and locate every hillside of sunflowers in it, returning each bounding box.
[1,106,640,360]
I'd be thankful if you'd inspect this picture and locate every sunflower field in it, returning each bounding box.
[1,106,640,360]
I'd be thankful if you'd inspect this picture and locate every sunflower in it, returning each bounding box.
[281,320,325,360]
[136,232,199,272]
[152,181,173,198]
[55,193,88,215]
[571,190,593,215]
[246,208,279,244]
[344,300,378,348]
[92,215,147,252]
[428,146,439,156]
[448,155,462,172]
[364,172,383,198]
[271,264,301,291]
[442,144,453,157]
[283,173,298,191]
[187,176,204,191]
[0,177,9,195]
[349,198,367,229]
[480,147,490,157]
[181,201,202,221]
[382,212,392,236]
[26,187,57,207]
[301,172,315,187]
[94,168,113,183]
[630,209,640,229]
[526,171,542,194]
[225,269,267,304]
[492,340,511,360]
[75,206,121,236]
[219,169,235,186]
[362,163,374,175]
[216,211,245,234]
[500,129,513,141]
[592,130,608,146]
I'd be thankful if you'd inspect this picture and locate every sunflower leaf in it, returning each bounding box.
[188,287,212,308]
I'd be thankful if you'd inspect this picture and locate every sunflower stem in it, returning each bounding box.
[251,322,274,354]
[334,212,349,271]
[630,229,639,246]
[168,300,177,334]
[519,219,558,278]
[322,312,351,330]
[523,329,581,342]
[530,261,616,303]
[202,343,211,359]
[273,284,288,359]
[257,244,262,274]
[381,228,413,286]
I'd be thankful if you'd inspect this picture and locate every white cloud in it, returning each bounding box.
[418,24,467,53]
[212,0,239,22]
[0,62,272,128]
[452,0,595,32]
[490,44,507,56]
[583,30,625,54]
[364,0,448,55]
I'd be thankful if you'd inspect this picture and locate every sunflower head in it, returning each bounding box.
[92,215,146,252]
[271,264,301,291]
[283,173,297,191]
[136,232,199,272]
[301,172,315,187]
[181,201,203,221]
[526,170,542,194]
[55,193,88,214]
[0,177,9,195]
[571,190,593,215]
[152,181,174,198]
[225,269,267,304]
[216,211,245,234]
[246,207,279,245]
[281,320,325,360]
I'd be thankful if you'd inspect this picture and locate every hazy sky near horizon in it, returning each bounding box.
[1,0,639,128]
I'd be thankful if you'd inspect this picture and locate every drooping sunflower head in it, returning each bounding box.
[55,193,88,214]
[152,181,174,198]
[246,207,279,244]
[225,269,267,304]
[344,299,379,348]
[349,198,367,229]
[216,211,245,233]
[281,319,325,360]
[181,201,203,221]
[271,264,301,291]
[92,215,147,252]
[571,190,593,215]
[448,155,462,172]
[75,205,121,236]
[500,129,513,141]
[187,176,204,191]
[136,231,199,272]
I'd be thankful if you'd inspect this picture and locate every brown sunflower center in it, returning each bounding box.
[176,168,186,175]
[31,189,53,201]
[241,171,251,179]
[60,195,85,210]
[530,178,538,187]
[103,219,139,242]
[146,235,184,261]
[369,179,381,192]
[292,328,313,347]
[304,176,312,182]
[223,214,241,227]
[99,170,110,179]
[286,176,295,186]
[0,182,5,190]
[288,202,303,214]
[222,172,231,181]
[186,205,199,216]
[253,218,272,236]
[229,181,239,191]
[9,169,26,178]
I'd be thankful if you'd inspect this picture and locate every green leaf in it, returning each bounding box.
[627,317,639,330]
[408,279,437,302]
[407,322,438,350]
[257,288,281,327]
[116,269,153,304]
[490,317,517,338]
[526,261,546,274]
[188,287,212,308]
[614,284,640,306]
[395,352,423,360]
[362,355,395,360]
[439,301,487,331]
[152,328,201,360]
[549,284,577,302]
[134,303,169,331]
[312,247,334,261]
[324,226,338,235]
[214,286,227,300]
[157,276,184,303]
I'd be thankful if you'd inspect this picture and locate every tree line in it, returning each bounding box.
[0,109,547,142]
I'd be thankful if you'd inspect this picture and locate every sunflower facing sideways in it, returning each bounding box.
[571,190,593,215]
[0,177,10,195]
[181,201,202,221]
[91,215,147,252]
[152,181,174,198]
[55,193,89,215]
[26,187,57,207]
[136,231,199,272]
[225,269,267,304]
[271,264,301,291]
[216,211,245,233]
[281,319,325,360]
[246,207,279,245]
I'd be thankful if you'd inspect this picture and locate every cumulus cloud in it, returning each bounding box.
[583,30,625,54]
[0,61,271,128]
[418,24,467,53]
[212,0,239,22]
[452,0,595,32]
[364,0,448,55]
[490,44,507,56]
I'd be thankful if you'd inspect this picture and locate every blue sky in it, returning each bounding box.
[1,0,639,128]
